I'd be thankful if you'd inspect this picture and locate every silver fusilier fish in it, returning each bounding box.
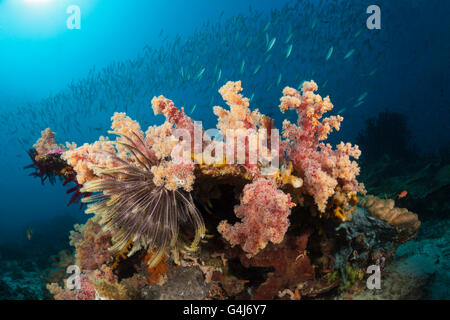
[267,37,276,52]
[326,46,334,61]
[286,44,293,58]
[344,49,355,60]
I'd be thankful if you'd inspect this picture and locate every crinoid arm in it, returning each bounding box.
[81,130,205,268]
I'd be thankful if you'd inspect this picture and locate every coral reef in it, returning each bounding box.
[234,231,316,300]
[218,178,295,256]
[27,80,421,300]
[69,218,113,272]
[334,257,432,300]
[25,129,92,208]
[33,128,62,158]
[0,260,46,300]
[279,82,365,216]
[359,195,421,244]
[47,274,97,300]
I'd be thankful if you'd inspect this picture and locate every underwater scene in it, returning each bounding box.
[0,0,449,301]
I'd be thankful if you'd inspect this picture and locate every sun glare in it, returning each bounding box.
[24,0,52,4]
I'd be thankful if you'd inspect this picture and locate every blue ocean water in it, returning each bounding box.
[0,0,449,299]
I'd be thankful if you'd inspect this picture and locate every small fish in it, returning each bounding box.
[344,49,355,60]
[266,37,276,52]
[240,60,245,74]
[353,100,364,108]
[277,73,282,86]
[354,28,363,38]
[217,69,222,83]
[337,107,347,114]
[358,92,368,101]
[398,190,408,199]
[263,20,271,32]
[253,64,261,75]
[250,93,255,101]
[284,32,293,44]
[190,104,197,114]
[26,227,33,241]
[286,44,293,58]
[264,54,272,63]
[326,46,334,61]
[368,67,378,76]
[196,67,205,80]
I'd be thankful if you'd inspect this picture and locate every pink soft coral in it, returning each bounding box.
[280,81,365,212]
[152,95,195,133]
[47,274,96,300]
[218,178,295,257]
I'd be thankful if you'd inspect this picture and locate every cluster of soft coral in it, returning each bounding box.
[280,81,365,214]
[31,80,375,300]
[46,218,150,300]
[218,178,296,257]
[25,128,92,208]
[37,80,364,258]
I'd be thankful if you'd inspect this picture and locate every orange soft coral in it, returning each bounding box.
[213,81,264,133]
[33,128,61,158]
[143,252,168,284]
[62,136,119,185]
[211,81,279,170]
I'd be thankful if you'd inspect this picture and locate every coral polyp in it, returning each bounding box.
[81,129,205,267]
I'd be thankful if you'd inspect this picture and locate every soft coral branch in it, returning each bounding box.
[218,178,295,257]
[280,81,364,213]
